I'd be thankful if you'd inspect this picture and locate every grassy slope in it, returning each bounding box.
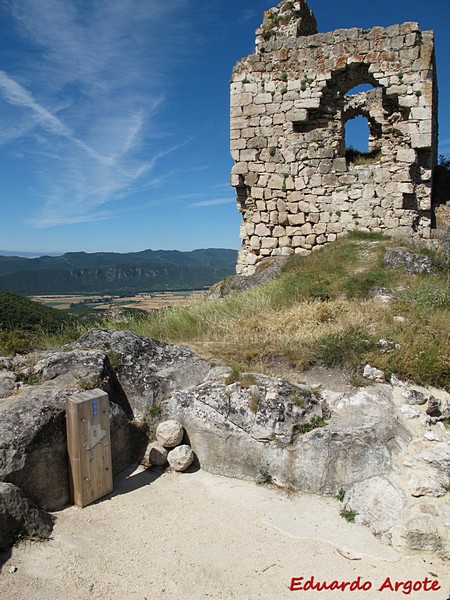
[103,231,449,390]
[1,232,448,390]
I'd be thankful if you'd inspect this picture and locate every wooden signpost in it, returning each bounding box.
[66,389,113,507]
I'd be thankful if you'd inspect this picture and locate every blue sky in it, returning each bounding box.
[0,0,448,255]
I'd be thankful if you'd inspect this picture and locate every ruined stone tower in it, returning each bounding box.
[230,0,438,275]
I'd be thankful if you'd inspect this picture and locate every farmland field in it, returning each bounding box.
[31,290,206,313]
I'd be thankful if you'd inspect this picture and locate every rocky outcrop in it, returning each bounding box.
[161,369,450,556]
[208,256,287,298]
[383,247,436,275]
[0,482,53,551]
[162,375,405,493]
[0,382,139,511]
[72,328,210,419]
[0,328,449,556]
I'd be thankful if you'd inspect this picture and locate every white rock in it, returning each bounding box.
[362,364,385,382]
[344,476,405,535]
[390,374,405,387]
[400,404,421,419]
[402,389,428,405]
[424,431,442,442]
[409,471,446,498]
[167,445,194,472]
[156,420,184,448]
[391,504,447,551]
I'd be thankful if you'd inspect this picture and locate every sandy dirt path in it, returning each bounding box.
[0,467,448,600]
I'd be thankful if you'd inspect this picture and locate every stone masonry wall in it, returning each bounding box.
[231,0,438,275]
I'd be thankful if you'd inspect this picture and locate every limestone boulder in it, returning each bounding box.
[0,482,54,551]
[156,420,184,448]
[208,256,287,298]
[31,349,107,387]
[167,445,194,472]
[162,377,407,494]
[0,383,142,511]
[72,329,210,419]
[343,476,406,537]
[391,503,448,551]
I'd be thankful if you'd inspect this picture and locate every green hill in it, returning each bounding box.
[0,291,74,333]
[0,248,238,294]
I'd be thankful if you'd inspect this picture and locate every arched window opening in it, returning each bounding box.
[344,115,382,164]
[341,80,384,164]
[345,115,369,153]
[345,83,374,96]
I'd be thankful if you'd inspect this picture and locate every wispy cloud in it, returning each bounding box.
[0,0,195,227]
[190,197,235,208]
[240,9,258,23]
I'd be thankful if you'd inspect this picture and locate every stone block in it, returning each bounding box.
[287,213,305,226]
[261,237,277,249]
[254,93,273,104]
[300,223,313,235]
[272,225,286,237]
[255,223,270,237]
[250,236,261,249]
[410,133,432,148]
[231,162,248,175]
[396,148,416,163]
[269,174,285,190]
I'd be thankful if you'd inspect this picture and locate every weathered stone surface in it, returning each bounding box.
[0,372,16,398]
[343,477,406,536]
[409,471,447,498]
[167,445,194,472]
[383,247,436,275]
[0,482,53,551]
[402,389,429,405]
[72,329,210,419]
[156,420,184,448]
[163,378,408,494]
[0,383,140,510]
[141,442,168,468]
[231,1,437,274]
[391,504,448,551]
[32,349,106,386]
[209,256,287,298]
[0,386,72,510]
[363,364,385,382]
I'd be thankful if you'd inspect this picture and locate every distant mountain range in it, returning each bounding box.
[0,248,238,295]
[0,250,62,258]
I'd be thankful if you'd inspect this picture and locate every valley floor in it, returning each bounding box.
[0,468,448,600]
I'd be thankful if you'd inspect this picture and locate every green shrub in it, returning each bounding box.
[340,509,357,522]
[295,416,328,434]
[312,327,375,368]
[336,488,346,502]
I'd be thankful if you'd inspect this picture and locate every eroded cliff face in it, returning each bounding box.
[231,0,438,274]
